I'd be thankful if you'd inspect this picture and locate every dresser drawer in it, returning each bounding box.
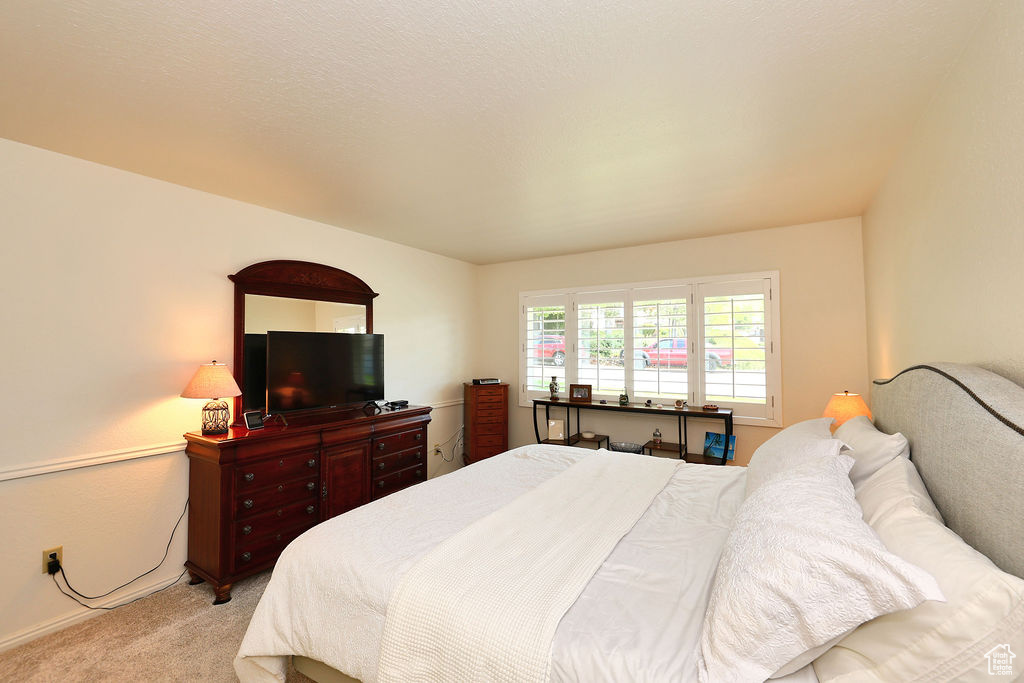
[473,421,505,436]
[475,395,504,407]
[235,451,320,490]
[371,465,426,499]
[468,444,503,464]
[232,523,311,573]
[373,429,424,456]
[234,499,319,541]
[474,434,505,447]
[372,446,425,478]
[235,433,320,460]
[234,477,319,519]
[475,444,503,458]
[475,408,505,423]
[473,386,505,399]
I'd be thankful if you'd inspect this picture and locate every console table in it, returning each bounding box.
[531,399,732,465]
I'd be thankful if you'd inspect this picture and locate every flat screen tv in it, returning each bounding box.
[266,331,384,413]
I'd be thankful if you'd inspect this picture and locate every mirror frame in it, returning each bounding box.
[229,260,378,425]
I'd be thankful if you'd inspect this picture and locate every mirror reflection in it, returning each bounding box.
[245,295,367,334]
[242,295,368,411]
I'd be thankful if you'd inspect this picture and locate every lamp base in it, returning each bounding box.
[201,399,230,435]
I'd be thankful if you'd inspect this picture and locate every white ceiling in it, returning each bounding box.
[0,1,985,264]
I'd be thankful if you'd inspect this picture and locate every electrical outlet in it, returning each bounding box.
[433,443,442,457]
[42,546,62,574]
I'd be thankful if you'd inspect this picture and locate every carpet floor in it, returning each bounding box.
[0,571,314,682]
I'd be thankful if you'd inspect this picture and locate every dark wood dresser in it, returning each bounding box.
[184,405,431,603]
[463,382,509,464]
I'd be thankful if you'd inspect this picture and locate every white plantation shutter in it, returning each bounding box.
[519,273,779,425]
[576,291,627,396]
[698,278,774,420]
[631,285,692,402]
[520,294,569,399]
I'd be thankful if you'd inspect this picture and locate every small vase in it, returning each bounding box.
[653,427,662,446]
[618,391,629,406]
[549,376,559,400]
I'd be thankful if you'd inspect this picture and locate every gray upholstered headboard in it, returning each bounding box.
[872,363,1024,579]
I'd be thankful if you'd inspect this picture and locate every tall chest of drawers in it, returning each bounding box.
[463,382,509,464]
[184,406,430,604]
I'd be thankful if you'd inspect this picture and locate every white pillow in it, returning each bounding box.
[834,415,909,488]
[813,502,1024,681]
[699,455,944,683]
[855,456,942,526]
[745,417,843,497]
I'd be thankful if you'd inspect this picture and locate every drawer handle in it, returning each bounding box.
[417,452,423,461]
[277,485,284,492]
[241,552,252,563]
[378,442,386,451]
[416,469,423,478]
[306,505,315,515]
[377,481,385,488]
[243,499,254,509]
[307,459,317,468]
[415,433,422,441]
[378,462,386,470]
[244,472,255,482]
[275,534,282,541]
[306,481,316,491]
[276,509,283,517]
[242,525,252,535]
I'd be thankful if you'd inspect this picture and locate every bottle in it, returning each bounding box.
[549,376,559,400]
[653,427,662,445]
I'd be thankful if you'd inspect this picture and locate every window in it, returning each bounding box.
[519,272,780,425]
[523,296,567,394]
[577,293,626,395]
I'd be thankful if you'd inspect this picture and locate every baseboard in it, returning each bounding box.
[0,572,186,653]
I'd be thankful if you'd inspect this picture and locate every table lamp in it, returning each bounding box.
[822,390,872,431]
[181,361,242,435]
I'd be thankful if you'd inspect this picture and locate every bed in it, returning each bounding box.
[235,363,1024,682]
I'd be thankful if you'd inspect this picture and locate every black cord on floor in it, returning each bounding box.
[53,569,187,611]
[52,498,189,610]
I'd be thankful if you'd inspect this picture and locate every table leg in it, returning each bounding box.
[532,402,541,443]
[677,413,684,459]
[723,414,732,466]
[683,414,689,460]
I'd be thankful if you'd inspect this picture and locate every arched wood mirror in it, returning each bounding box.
[229,260,378,424]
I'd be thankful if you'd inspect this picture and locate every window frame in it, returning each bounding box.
[518,271,781,427]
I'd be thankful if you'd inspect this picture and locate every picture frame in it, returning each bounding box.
[547,419,565,441]
[243,410,265,430]
[569,384,593,403]
[703,431,736,460]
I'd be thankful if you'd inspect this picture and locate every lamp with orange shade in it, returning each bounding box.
[181,361,242,435]
[822,390,872,431]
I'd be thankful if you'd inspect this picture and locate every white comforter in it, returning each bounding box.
[235,445,818,683]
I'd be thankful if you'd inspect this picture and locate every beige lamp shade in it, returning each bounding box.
[822,390,872,430]
[181,361,241,399]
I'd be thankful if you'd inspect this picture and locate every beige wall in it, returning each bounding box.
[862,0,1024,386]
[475,217,870,465]
[0,139,476,649]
